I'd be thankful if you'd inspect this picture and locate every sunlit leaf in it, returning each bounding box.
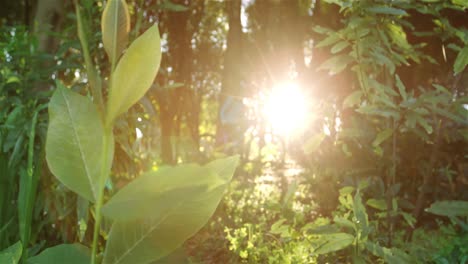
[106,25,162,124]
[0,241,22,264]
[387,24,410,50]
[102,157,238,264]
[454,46,468,75]
[27,244,90,264]
[339,186,355,196]
[103,186,228,264]
[101,164,221,221]
[6,76,20,84]
[451,0,468,7]
[205,155,240,181]
[315,233,354,254]
[46,83,114,202]
[426,200,468,217]
[101,0,130,63]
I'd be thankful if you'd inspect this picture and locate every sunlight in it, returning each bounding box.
[263,81,308,136]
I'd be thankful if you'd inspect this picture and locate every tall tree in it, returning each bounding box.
[216,0,242,147]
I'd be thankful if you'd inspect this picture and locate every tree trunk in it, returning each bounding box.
[216,0,242,147]
[34,0,65,53]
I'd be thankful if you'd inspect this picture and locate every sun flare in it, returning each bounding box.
[263,81,308,136]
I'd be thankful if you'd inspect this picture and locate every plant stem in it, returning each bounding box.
[91,128,111,264]
[91,190,104,264]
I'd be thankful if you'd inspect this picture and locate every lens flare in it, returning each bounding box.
[263,82,308,136]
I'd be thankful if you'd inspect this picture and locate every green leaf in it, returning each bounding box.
[401,212,416,228]
[318,54,354,75]
[333,216,354,229]
[384,248,414,264]
[205,155,240,181]
[367,198,387,211]
[303,133,326,154]
[372,128,393,147]
[6,76,21,84]
[101,0,130,63]
[451,0,468,7]
[106,25,162,124]
[353,191,369,233]
[366,6,407,16]
[315,34,341,48]
[331,41,349,54]
[454,46,468,75]
[315,233,354,254]
[46,83,113,202]
[343,90,363,108]
[387,24,410,50]
[101,164,221,221]
[27,244,90,264]
[395,75,407,101]
[414,115,433,134]
[426,200,468,217]
[103,185,229,264]
[0,241,22,264]
[102,157,238,264]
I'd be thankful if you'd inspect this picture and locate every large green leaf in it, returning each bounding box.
[205,155,239,181]
[101,0,130,63]
[27,244,90,264]
[106,25,162,124]
[46,84,113,202]
[315,233,354,254]
[426,200,468,217]
[454,46,468,75]
[103,186,226,264]
[101,164,221,221]
[0,241,22,264]
[102,157,238,264]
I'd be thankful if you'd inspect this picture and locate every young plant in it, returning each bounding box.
[309,185,415,263]
[5,1,240,264]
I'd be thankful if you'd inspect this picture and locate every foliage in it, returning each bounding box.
[0,25,53,262]
[25,1,239,264]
